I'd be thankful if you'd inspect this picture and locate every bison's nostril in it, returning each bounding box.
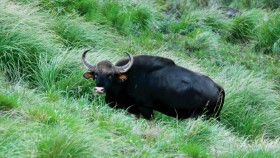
[94,87,104,93]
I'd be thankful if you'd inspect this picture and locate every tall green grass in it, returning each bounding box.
[216,65,280,139]
[184,30,222,52]
[32,51,94,98]
[226,9,261,43]
[1,71,279,157]
[0,0,280,157]
[0,91,18,110]
[91,0,160,35]
[25,0,160,35]
[0,0,60,81]
[36,127,93,158]
[0,1,118,97]
[255,13,280,54]
[174,0,280,9]
[52,16,123,49]
[0,118,35,157]
[229,0,280,9]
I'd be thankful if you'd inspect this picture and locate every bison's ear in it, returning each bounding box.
[117,74,128,82]
[83,72,93,79]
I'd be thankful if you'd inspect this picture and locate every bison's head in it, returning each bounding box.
[82,49,133,94]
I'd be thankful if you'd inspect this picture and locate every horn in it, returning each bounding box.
[114,52,134,73]
[81,49,95,70]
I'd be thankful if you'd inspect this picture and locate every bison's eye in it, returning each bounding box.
[108,75,113,80]
[94,74,98,79]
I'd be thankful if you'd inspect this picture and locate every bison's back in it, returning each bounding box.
[116,55,175,72]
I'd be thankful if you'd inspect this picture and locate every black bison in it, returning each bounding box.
[82,50,225,120]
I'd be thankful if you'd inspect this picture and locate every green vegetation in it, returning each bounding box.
[0,0,279,157]
[0,91,18,110]
[255,12,280,54]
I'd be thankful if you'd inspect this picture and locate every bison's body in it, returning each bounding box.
[82,51,225,120]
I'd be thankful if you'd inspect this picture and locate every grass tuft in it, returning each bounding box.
[216,65,280,139]
[30,0,160,36]
[0,0,60,81]
[27,104,59,125]
[184,30,221,52]
[36,127,92,158]
[255,13,280,54]
[229,0,280,9]
[32,51,94,98]
[179,142,210,158]
[226,9,261,43]
[0,92,18,110]
[100,1,157,35]
[221,148,279,158]
[52,16,122,49]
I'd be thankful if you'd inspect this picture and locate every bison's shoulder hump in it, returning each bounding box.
[116,55,176,68]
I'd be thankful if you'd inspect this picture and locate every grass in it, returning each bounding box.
[0,0,280,157]
[52,16,120,49]
[0,0,60,81]
[0,91,18,110]
[0,74,279,157]
[226,9,261,43]
[216,65,280,139]
[23,0,161,36]
[35,126,93,158]
[229,0,280,9]
[255,12,280,54]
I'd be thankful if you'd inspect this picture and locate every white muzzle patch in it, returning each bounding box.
[94,87,104,94]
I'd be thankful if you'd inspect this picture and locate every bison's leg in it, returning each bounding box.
[134,114,140,120]
[137,103,154,120]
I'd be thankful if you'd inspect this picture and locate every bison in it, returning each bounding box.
[82,50,225,120]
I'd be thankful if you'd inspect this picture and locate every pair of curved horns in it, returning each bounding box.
[81,49,134,74]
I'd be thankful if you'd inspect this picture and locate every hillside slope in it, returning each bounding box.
[1,0,279,157]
